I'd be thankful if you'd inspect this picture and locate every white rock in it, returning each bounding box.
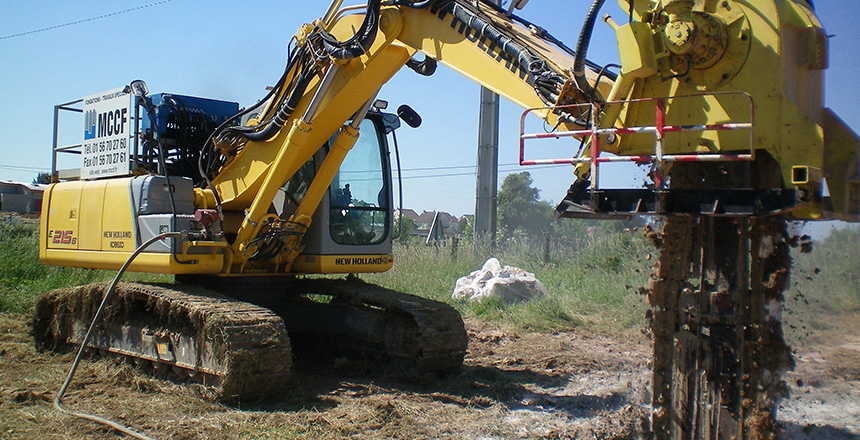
[452,258,548,305]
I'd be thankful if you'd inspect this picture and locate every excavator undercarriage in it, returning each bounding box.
[33,277,467,402]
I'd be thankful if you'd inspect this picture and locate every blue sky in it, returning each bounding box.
[1,0,858,223]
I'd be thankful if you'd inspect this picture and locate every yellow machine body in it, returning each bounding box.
[40,174,394,275]
[40,178,223,274]
[592,0,860,220]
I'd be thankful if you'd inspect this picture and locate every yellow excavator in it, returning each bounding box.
[34,0,858,438]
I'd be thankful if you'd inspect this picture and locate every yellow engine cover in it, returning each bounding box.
[40,177,223,274]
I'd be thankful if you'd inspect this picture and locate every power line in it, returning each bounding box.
[395,164,570,181]
[399,164,476,172]
[401,171,476,180]
[0,0,176,41]
[0,164,49,172]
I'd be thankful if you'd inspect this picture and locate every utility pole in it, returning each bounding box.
[474,87,499,246]
[473,0,501,247]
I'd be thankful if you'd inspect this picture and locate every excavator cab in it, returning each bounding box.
[289,111,400,273]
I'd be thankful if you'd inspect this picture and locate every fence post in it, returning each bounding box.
[543,232,551,265]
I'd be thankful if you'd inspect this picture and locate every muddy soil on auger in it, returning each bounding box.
[646,216,795,440]
[644,157,799,440]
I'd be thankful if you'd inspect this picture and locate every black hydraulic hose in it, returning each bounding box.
[573,0,606,100]
[382,0,436,9]
[591,63,620,101]
[140,97,192,266]
[54,232,182,440]
[319,0,382,59]
[391,129,404,239]
[406,55,437,76]
[240,69,315,142]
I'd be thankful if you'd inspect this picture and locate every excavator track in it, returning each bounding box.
[32,282,292,402]
[33,277,467,400]
[189,275,469,375]
[288,277,468,373]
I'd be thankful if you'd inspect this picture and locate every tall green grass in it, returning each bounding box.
[0,222,171,313]
[363,232,654,335]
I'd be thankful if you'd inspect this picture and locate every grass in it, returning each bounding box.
[0,221,171,314]
[363,232,654,335]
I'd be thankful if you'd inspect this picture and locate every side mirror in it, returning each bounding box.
[397,104,422,129]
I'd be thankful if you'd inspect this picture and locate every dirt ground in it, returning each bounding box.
[0,312,858,440]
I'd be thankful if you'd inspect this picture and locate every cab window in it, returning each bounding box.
[329,119,388,245]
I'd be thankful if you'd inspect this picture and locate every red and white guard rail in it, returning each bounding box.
[519,93,756,188]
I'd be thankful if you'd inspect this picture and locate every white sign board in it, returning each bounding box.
[81,87,134,179]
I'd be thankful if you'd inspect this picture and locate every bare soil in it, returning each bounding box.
[1,312,858,439]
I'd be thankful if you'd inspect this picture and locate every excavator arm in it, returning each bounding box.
[199,0,614,273]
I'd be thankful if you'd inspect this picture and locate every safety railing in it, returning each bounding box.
[51,98,85,180]
[519,92,755,189]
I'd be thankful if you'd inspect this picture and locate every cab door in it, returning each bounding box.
[291,114,394,274]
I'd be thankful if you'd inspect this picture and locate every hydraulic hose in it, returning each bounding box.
[319,0,382,59]
[406,55,437,76]
[441,1,567,105]
[382,0,436,9]
[573,0,606,100]
[54,232,182,440]
[239,70,315,142]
